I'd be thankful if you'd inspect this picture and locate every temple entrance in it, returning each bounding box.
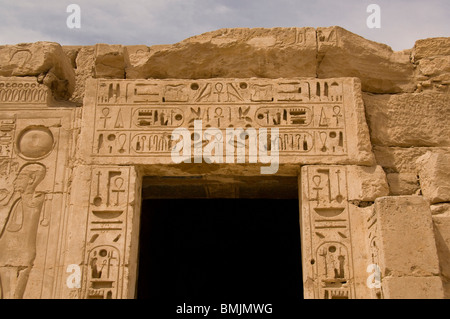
[136,176,302,299]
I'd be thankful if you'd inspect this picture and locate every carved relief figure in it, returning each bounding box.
[0,163,46,299]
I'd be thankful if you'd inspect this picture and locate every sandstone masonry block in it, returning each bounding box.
[432,215,450,299]
[347,165,389,201]
[413,37,450,93]
[417,152,450,204]
[418,56,450,77]
[62,45,81,69]
[71,46,95,104]
[413,37,450,61]
[317,26,415,93]
[382,276,444,299]
[363,92,450,147]
[432,216,450,279]
[374,196,440,277]
[373,146,450,173]
[94,44,129,79]
[126,27,318,79]
[0,42,75,99]
[431,203,450,216]
[386,173,419,196]
[124,45,150,68]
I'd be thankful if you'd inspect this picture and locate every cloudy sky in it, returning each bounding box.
[0,0,448,51]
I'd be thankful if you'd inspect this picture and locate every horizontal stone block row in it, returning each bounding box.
[4,27,449,105]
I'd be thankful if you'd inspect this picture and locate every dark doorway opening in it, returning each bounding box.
[136,198,302,300]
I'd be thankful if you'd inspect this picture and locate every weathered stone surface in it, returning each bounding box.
[386,173,419,196]
[126,27,318,80]
[365,146,450,199]
[431,203,450,216]
[374,196,440,277]
[418,56,450,77]
[94,44,129,79]
[417,152,450,204]
[433,216,450,277]
[373,146,450,173]
[0,42,75,99]
[61,43,131,102]
[363,92,450,147]
[432,215,450,298]
[62,46,80,69]
[71,46,95,104]
[351,205,374,299]
[382,276,444,299]
[413,38,450,93]
[413,37,450,61]
[347,165,389,201]
[317,26,415,93]
[125,27,417,94]
[125,45,151,69]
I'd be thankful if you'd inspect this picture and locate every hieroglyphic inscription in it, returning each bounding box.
[0,118,16,159]
[0,79,49,104]
[82,166,132,299]
[90,79,347,159]
[301,166,355,299]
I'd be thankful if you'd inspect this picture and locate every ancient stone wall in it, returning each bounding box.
[0,26,449,299]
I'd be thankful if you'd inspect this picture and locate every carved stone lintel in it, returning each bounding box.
[80,77,375,166]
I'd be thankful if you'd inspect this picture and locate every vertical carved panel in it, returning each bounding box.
[0,79,74,298]
[82,166,133,299]
[300,166,355,299]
